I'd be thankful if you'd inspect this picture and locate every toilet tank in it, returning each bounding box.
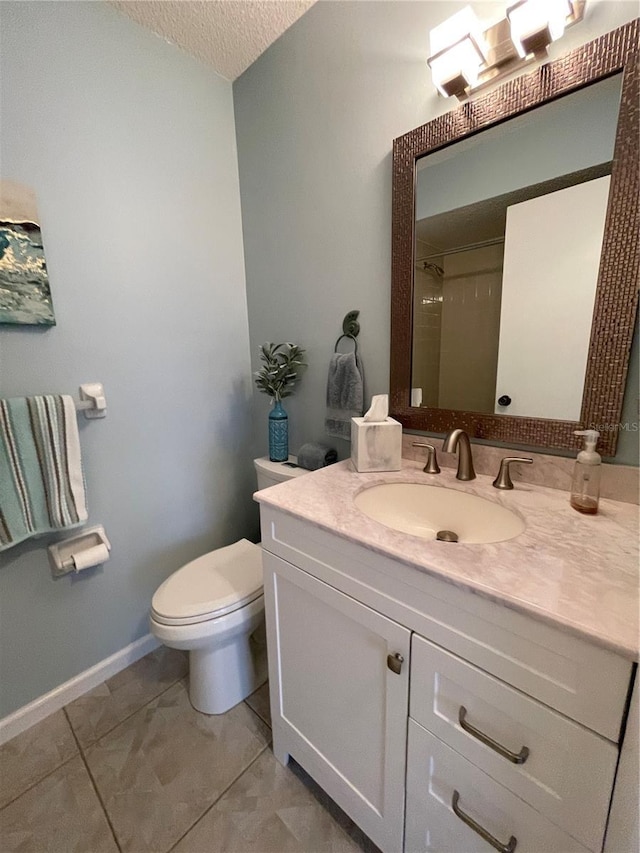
[254,457,309,490]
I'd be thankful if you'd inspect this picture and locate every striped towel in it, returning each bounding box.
[0,395,87,551]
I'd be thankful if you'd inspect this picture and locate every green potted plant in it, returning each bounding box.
[255,342,306,461]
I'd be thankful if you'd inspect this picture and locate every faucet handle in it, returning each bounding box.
[413,442,441,474]
[493,457,533,490]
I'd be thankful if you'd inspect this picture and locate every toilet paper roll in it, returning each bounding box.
[72,543,110,572]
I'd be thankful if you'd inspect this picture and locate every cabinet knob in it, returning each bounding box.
[387,652,404,674]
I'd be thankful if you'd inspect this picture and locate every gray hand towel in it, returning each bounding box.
[325,352,364,441]
[297,442,338,471]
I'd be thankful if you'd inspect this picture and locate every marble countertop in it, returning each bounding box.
[255,459,639,660]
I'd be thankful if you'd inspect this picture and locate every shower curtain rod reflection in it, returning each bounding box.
[416,236,505,264]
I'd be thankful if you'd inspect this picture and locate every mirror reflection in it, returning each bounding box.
[412,74,622,421]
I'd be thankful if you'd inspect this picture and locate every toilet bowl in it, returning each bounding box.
[149,457,308,715]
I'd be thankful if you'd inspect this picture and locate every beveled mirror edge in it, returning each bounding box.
[391,20,639,458]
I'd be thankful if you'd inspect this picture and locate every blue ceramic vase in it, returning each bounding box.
[268,399,288,462]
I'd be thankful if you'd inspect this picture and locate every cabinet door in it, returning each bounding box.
[263,551,410,853]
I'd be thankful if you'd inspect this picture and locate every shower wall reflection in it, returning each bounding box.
[413,240,503,413]
[412,243,443,409]
[439,244,502,413]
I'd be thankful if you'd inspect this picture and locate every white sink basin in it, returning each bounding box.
[354,483,525,544]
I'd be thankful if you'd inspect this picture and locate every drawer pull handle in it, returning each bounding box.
[452,790,517,853]
[387,652,404,674]
[458,706,530,765]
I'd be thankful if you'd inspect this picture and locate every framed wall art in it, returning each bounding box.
[0,179,55,326]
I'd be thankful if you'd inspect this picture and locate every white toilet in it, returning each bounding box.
[149,457,308,715]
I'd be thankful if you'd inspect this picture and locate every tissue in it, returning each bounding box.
[351,394,401,472]
[363,394,389,422]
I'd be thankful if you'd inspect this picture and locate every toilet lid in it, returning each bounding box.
[151,539,263,625]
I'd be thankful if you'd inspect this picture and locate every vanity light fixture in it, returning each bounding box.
[427,0,586,100]
[507,0,582,58]
[427,6,488,99]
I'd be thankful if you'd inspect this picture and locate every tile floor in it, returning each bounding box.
[0,647,379,853]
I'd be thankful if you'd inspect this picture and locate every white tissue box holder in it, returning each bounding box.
[351,417,402,473]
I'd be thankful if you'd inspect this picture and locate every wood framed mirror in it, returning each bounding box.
[390,20,638,457]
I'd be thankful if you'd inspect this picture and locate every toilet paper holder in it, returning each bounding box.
[48,525,111,578]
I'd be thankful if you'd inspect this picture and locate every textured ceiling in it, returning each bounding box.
[110,1,316,81]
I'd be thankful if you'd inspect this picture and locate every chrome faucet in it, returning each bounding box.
[442,429,476,481]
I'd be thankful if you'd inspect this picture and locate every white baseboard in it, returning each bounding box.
[0,633,161,746]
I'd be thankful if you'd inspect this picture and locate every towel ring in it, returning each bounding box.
[334,333,358,354]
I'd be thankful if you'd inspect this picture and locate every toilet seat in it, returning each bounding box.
[150,594,265,648]
[151,539,263,626]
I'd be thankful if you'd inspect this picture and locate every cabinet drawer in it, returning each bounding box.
[410,634,617,852]
[405,720,590,853]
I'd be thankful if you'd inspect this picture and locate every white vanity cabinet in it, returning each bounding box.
[259,505,636,853]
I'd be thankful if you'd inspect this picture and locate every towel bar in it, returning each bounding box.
[75,383,107,419]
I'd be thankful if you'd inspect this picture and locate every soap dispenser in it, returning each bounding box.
[570,429,601,515]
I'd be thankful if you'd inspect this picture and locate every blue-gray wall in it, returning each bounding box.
[234,0,639,465]
[0,2,254,716]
